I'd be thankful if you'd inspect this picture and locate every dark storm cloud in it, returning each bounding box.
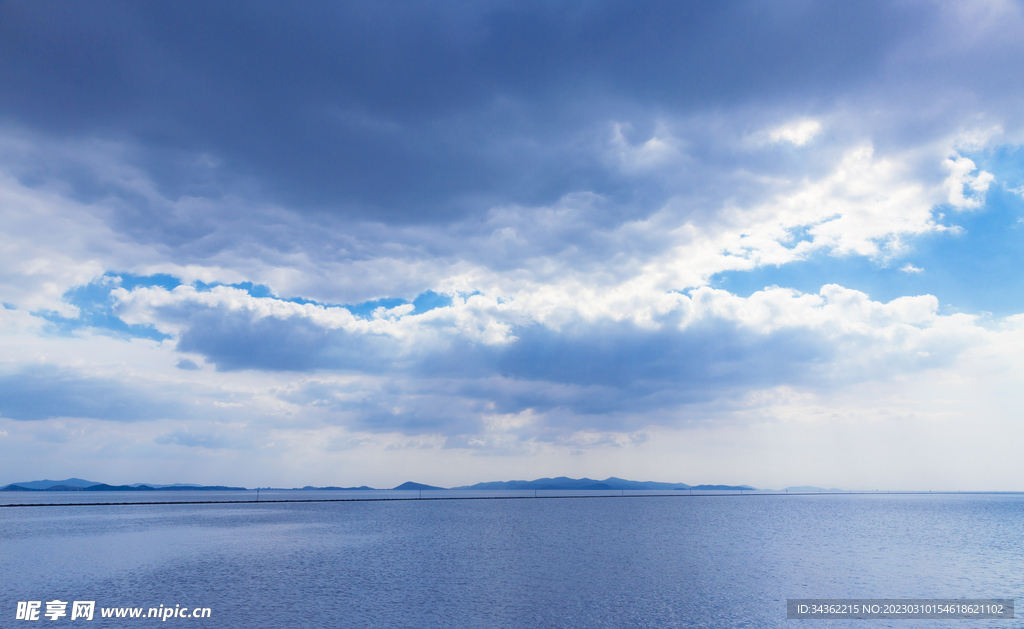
[175,309,388,372]
[173,303,829,389]
[493,319,826,391]
[0,368,187,421]
[172,300,833,432]
[421,319,834,429]
[0,0,923,225]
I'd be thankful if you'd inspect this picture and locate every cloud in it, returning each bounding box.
[0,367,187,422]
[83,276,982,437]
[608,122,683,173]
[944,155,995,209]
[175,358,201,370]
[0,2,930,220]
[768,119,822,146]
[900,264,924,274]
[5,0,1018,234]
[176,309,366,373]
[155,430,229,449]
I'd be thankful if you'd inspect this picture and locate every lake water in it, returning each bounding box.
[1,492,1020,627]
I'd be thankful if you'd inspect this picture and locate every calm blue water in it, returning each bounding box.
[1,493,1020,628]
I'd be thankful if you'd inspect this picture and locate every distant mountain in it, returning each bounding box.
[454,478,758,491]
[71,484,153,491]
[6,478,100,490]
[1,480,246,491]
[393,481,444,490]
[456,477,700,491]
[2,477,757,493]
[689,484,755,491]
[598,477,693,491]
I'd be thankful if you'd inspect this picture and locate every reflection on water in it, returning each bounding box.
[1,494,1021,628]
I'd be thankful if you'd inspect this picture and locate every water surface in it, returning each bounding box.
[1,493,1020,627]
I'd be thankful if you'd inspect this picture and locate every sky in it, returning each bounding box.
[1,0,1023,490]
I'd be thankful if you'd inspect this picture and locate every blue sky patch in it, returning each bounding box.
[117,273,182,292]
[713,175,1024,316]
[194,280,274,298]
[343,291,453,318]
[35,273,175,340]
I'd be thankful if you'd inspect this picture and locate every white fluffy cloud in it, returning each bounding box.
[944,155,995,209]
[767,118,822,146]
